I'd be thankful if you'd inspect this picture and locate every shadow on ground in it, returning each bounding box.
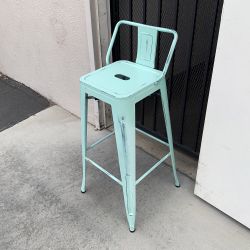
[0,106,249,250]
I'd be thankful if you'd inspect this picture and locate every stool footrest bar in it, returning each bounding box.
[87,131,115,150]
[87,129,168,151]
[85,157,122,186]
[136,128,169,147]
[136,152,171,185]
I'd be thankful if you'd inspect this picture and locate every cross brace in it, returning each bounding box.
[85,128,171,186]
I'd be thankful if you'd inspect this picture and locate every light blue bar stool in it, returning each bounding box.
[80,20,180,232]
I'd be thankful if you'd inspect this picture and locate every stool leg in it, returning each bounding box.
[160,79,180,187]
[112,103,136,232]
[80,86,88,193]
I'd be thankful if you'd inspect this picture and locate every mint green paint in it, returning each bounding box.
[80,87,88,193]
[136,26,158,68]
[80,20,179,232]
[87,131,115,150]
[85,157,122,186]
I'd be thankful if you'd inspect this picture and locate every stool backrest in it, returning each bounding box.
[136,26,158,68]
[106,20,178,79]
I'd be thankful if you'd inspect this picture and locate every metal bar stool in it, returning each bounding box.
[80,20,180,232]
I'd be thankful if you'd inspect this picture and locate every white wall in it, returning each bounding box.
[195,0,250,228]
[0,0,96,117]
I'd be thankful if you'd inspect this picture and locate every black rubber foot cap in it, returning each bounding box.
[175,184,181,188]
[129,229,136,233]
[81,190,86,193]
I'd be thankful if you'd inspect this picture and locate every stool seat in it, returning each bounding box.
[81,60,162,98]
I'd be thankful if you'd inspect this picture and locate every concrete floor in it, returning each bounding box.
[0,106,249,250]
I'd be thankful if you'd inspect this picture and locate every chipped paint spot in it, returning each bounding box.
[118,115,134,215]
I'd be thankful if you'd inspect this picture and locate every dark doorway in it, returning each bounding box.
[110,0,223,157]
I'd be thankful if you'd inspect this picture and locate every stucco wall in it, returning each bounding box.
[195,0,250,228]
[0,0,96,117]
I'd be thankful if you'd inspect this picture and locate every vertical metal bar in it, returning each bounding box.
[129,0,133,61]
[153,0,162,131]
[143,0,147,23]
[141,0,147,126]
[153,94,158,131]
[195,0,222,152]
[110,0,120,61]
[180,0,199,144]
[155,0,162,69]
[169,0,180,105]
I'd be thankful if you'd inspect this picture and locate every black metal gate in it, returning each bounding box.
[110,0,223,157]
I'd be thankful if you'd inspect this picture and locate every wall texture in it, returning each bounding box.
[195,0,250,228]
[0,0,95,117]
